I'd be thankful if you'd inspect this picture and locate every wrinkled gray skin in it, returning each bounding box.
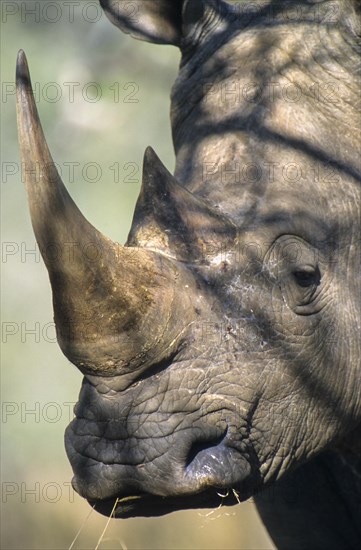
[18,1,361,549]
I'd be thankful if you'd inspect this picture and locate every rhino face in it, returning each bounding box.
[17,0,360,528]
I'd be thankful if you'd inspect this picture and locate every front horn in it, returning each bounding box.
[16,50,194,378]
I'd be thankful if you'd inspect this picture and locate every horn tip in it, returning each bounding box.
[16,49,31,89]
[143,145,158,164]
[142,146,172,180]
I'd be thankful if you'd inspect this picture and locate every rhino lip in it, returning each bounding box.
[89,487,250,519]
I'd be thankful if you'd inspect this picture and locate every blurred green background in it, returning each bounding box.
[1,1,275,548]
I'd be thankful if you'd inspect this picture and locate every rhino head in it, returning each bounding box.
[17,0,360,547]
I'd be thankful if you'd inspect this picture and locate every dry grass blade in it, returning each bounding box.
[94,498,119,550]
[232,488,241,504]
[216,490,229,498]
[68,503,96,550]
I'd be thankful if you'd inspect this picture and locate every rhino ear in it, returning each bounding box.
[100,0,184,45]
[99,0,231,46]
[127,147,237,262]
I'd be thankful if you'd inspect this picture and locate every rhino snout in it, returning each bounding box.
[65,380,254,512]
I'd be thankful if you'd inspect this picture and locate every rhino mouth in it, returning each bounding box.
[68,431,255,518]
[89,485,252,519]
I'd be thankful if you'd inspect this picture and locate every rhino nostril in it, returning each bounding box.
[185,430,251,490]
[186,431,227,468]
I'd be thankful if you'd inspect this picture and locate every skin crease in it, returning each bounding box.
[18,1,360,549]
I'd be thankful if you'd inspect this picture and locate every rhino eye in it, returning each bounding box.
[265,236,323,314]
[293,266,320,288]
